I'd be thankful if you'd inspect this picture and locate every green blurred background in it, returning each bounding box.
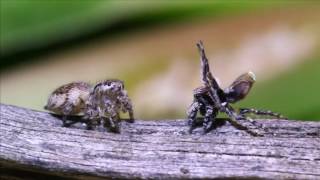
[1,1,320,120]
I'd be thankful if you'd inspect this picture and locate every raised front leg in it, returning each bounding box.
[197,41,220,89]
[196,41,223,108]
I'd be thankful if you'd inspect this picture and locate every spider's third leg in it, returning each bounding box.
[203,106,217,133]
[108,113,121,133]
[83,103,99,130]
[187,101,201,133]
[223,104,263,137]
[119,93,135,123]
[240,108,286,119]
[61,102,75,127]
[107,116,116,128]
[104,107,121,133]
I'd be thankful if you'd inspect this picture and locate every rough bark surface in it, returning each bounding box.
[0,103,319,180]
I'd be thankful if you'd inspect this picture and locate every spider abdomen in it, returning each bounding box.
[45,82,91,115]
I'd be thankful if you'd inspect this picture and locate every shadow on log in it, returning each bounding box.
[0,103,320,179]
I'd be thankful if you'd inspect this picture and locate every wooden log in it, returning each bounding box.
[0,103,319,179]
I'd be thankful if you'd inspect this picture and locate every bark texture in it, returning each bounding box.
[0,103,319,180]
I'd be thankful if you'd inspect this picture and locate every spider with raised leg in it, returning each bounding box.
[187,41,285,136]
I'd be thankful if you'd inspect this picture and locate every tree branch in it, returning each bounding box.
[1,103,320,179]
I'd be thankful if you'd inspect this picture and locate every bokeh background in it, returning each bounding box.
[1,1,320,120]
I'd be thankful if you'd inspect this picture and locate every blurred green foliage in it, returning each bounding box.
[1,0,112,55]
[1,0,269,57]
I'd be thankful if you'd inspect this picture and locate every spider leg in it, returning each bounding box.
[99,117,106,129]
[187,101,201,133]
[127,109,135,123]
[223,104,263,137]
[108,115,121,133]
[197,41,220,89]
[240,108,287,119]
[107,117,116,128]
[61,101,74,127]
[84,120,94,130]
[83,93,102,129]
[203,106,218,134]
[104,108,121,133]
[119,92,135,123]
[196,41,223,108]
[61,116,69,127]
[114,113,121,133]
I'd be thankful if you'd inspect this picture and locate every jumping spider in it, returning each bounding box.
[45,79,134,132]
[85,79,134,132]
[187,41,285,136]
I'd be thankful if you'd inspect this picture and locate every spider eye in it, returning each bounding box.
[106,82,111,86]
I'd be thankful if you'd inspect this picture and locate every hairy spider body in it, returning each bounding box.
[84,79,134,132]
[187,41,285,136]
[45,79,134,132]
[44,81,92,126]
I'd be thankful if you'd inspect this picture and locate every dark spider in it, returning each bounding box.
[187,41,285,136]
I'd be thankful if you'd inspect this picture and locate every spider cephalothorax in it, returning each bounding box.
[187,41,284,136]
[45,79,134,132]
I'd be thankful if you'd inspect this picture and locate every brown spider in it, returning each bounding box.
[187,41,285,136]
[85,79,134,132]
[45,79,134,133]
